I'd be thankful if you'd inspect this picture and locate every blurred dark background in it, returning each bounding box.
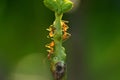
[0,0,120,80]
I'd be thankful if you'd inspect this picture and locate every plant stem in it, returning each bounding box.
[44,0,73,80]
[54,13,66,61]
[51,13,66,80]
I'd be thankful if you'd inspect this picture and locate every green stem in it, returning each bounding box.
[51,13,66,80]
[43,0,73,79]
[54,13,66,60]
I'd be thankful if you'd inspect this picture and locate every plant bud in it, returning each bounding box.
[61,0,73,13]
[44,0,58,12]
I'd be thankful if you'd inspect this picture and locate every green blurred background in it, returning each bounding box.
[0,0,120,80]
